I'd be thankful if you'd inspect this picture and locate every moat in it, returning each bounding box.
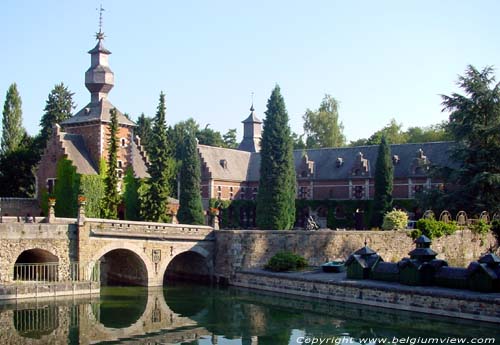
[1,284,499,345]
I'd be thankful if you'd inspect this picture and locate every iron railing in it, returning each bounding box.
[13,262,100,283]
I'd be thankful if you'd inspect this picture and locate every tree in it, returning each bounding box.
[39,83,74,147]
[256,85,296,230]
[101,108,121,219]
[303,94,345,148]
[177,131,205,225]
[123,167,141,220]
[197,125,225,147]
[371,137,394,227]
[1,83,24,154]
[223,128,238,149]
[291,132,306,149]
[438,65,500,213]
[142,92,176,222]
[405,123,451,143]
[136,113,153,152]
[0,135,38,197]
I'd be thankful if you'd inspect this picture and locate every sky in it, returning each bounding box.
[1,0,500,143]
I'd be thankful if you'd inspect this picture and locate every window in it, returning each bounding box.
[353,185,364,199]
[230,192,234,200]
[120,138,127,147]
[118,160,123,168]
[47,178,57,194]
[298,186,308,199]
[117,170,123,179]
[217,192,222,200]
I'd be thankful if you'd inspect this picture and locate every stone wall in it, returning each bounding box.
[0,198,41,217]
[0,223,77,282]
[232,270,500,323]
[214,229,498,279]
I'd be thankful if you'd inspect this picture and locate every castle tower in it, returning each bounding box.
[238,104,262,152]
[59,10,140,174]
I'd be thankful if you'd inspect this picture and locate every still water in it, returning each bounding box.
[1,284,499,345]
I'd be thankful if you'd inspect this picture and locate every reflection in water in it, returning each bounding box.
[0,284,498,344]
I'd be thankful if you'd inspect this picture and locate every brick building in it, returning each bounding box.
[36,31,149,200]
[198,105,453,205]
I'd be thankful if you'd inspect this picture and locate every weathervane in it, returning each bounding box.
[95,4,105,40]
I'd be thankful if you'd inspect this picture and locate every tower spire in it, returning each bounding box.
[95,5,105,41]
[250,92,255,111]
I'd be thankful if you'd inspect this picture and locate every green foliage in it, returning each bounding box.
[415,218,458,239]
[371,137,394,227]
[291,132,306,149]
[0,136,38,197]
[177,131,205,225]
[209,198,256,228]
[438,65,500,214]
[101,108,121,219]
[142,92,176,222]
[136,113,153,152]
[79,174,105,218]
[223,128,238,149]
[470,219,491,236]
[381,210,408,230]
[123,167,141,221]
[40,188,49,216]
[256,85,296,230]
[39,83,74,148]
[405,123,451,143]
[1,83,24,154]
[54,158,79,217]
[303,94,345,148]
[265,251,308,272]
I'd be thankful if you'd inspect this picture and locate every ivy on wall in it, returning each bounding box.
[123,167,141,221]
[80,174,105,218]
[209,198,418,229]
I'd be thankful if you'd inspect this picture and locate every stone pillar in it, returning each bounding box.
[48,198,56,223]
[77,196,86,226]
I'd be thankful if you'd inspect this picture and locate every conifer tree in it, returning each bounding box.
[123,167,141,220]
[1,83,24,154]
[177,131,205,225]
[256,86,296,230]
[102,108,121,219]
[39,83,74,147]
[371,136,393,227]
[142,92,175,222]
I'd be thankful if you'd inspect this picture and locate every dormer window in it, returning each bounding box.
[351,152,369,176]
[336,157,343,168]
[392,155,400,165]
[220,159,228,169]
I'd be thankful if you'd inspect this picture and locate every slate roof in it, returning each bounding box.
[415,235,432,244]
[346,253,381,268]
[198,145,253,181]
[61,99,135,127]
[130,140,149,178]
[198,141,455,182]
[60,133,98,175]
[478,253,500,265]
[354,246,376,256]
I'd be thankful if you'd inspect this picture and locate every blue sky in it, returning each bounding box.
[1,1,499,142]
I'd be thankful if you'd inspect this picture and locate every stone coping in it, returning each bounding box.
[0,281,100,301]
[85,217,213,230]
[239,268,500,303]
[91,229,215,241]
[218,229,414,235]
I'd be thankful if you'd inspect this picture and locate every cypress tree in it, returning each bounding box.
[102,108,121,219]
[371,136,394,227]
[39,83,74,146]
[142,92,175,222]
[1,83,24,154]
[177,131,205,225]
[256,85,296,230]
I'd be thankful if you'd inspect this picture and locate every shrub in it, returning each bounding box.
[470,220,491,236]
[382,210,408,230]
[265,251,308,272]
[415,218,458,239]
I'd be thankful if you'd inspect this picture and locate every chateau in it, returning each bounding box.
[35,31,453,219]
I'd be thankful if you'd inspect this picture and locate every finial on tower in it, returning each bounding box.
[95,5,105,41]
[250,92,255,111]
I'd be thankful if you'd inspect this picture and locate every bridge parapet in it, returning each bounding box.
[85,218,215,241]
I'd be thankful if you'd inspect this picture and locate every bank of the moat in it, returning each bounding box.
[0,284,499,345]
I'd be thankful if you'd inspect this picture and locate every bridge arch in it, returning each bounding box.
[163,248,212,284]
[14,248,59,281]
[88,244,151,286]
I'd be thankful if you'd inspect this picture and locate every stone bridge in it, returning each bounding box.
[0,216,215,287]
